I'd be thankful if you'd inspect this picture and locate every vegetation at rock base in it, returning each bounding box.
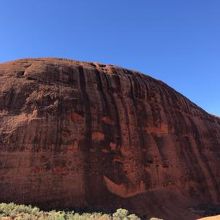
[0,203,143,220]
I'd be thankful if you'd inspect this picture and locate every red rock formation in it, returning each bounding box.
[0,58,220,219]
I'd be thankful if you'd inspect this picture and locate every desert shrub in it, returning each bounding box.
[0,203,142,220]
[113,208,140,220]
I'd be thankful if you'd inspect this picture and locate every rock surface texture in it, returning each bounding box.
[0,58,220,219]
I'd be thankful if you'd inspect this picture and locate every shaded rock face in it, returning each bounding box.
[0,58,220,219]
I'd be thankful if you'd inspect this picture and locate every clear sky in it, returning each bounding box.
[0,0,220,116]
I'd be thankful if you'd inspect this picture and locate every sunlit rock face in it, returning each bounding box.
[0,58,220,220]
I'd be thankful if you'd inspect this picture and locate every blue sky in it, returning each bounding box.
[0,0,220,116]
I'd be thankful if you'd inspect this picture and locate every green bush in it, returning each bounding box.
[0,203,142,220]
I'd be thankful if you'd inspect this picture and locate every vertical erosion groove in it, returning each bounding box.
[78,66,92,150]
[127,73,149,186]
[113,72,131,147]
[95,69,112,144]
[128,75,145,149]
[102,73,122,148]
[95,69,109,115]
[78,66,92,205]
[55,84,63,152]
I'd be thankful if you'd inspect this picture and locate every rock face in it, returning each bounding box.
[0,58,220,219]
